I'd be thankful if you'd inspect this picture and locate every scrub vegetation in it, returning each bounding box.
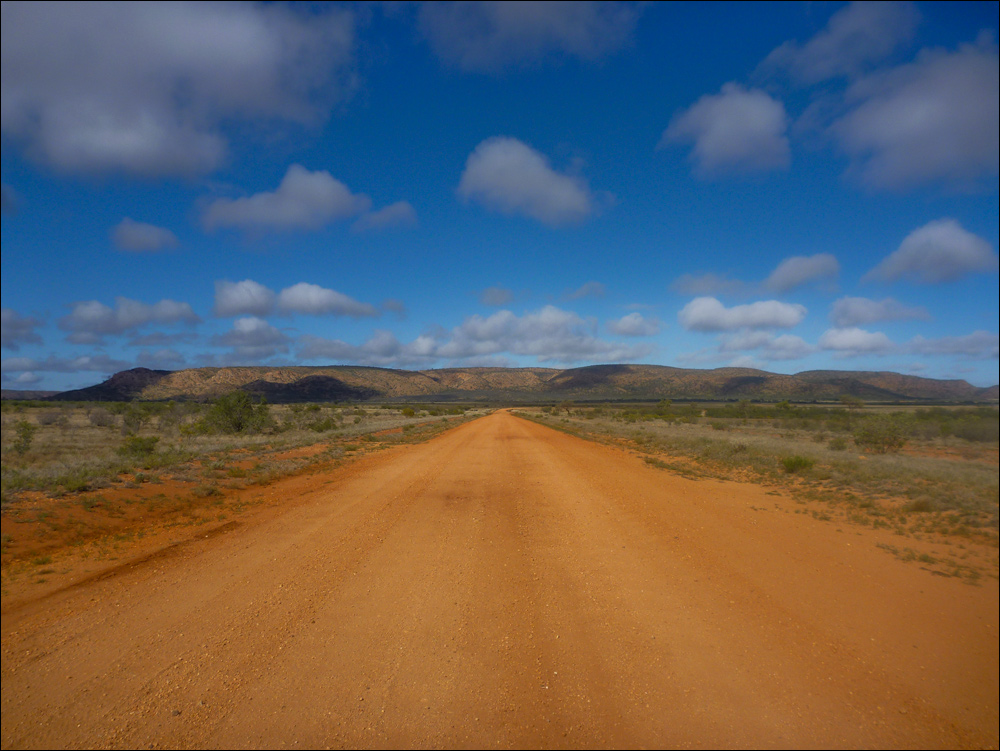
[518,400,999,551]
[1,397,482,569]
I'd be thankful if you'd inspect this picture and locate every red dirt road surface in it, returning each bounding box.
[2,410,997,749]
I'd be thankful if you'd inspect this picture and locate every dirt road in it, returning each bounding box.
[2,410,997,749]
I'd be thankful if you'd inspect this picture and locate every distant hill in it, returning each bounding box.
[0,389,60,401]
[32,364,999,404]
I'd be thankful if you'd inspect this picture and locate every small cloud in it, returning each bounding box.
[214,280,276,318]
[607,312,660,337]
[2,353,130,375]
[907,331,998,359]
[819,326,895,356]
[382,299,407,318]
[276,282,378,318]
[719,331,813,361]
[565,281,606,300]
[660,83,790,176]
[351,201,418,233]
[865,219,998,283]
[112,217,178,252]
[127,331,198,347]
[202,164,371,233]
[1,308,43,350]
[299,330,437,369]
[678,297,806,332]
[1,184,18,214]
[136,348,187,369]
[670,272,745,297]
[11,371,42,386]
[458,137,594,226]
[763,253,839,293]
[480,286,514,306]
[211,316,291,360]
[829,296,929,327]
[757,1,920,84]
[418,1,640,71]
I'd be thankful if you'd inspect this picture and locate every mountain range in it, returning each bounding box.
[5,364,994,404]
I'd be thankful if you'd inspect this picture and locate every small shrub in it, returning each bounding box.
[11,420,37,455]
[828,436,848,451]
[854,414,909,454]
[88,408,116,428]
[37,410,65,427]
[782,455,815,474]
[206,392,274,434]
[307,417,336,432]
[120,405,148,436]
[118,436,160,457]
[903,499,936,513]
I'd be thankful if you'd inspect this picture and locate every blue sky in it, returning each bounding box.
[2,1,998,392]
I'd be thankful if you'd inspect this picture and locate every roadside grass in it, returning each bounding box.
[515,404,999,568]
[1,401,486,573]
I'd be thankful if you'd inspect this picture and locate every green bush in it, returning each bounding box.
[781,455,815,473]
[206,392,274,434]
[11,420,37,455]
[854,414,909,454]
[118,436,160,457]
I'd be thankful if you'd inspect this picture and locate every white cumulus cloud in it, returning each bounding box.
[351,201,418,233]
[1,2,356,176]
[764,253,840,293]
[719,331,813,361]
[819,326,895,356]
[458,137,594,226]
[418,1,640,71]
[59,297,199,343]
[276,283,378,318]
[829,296,929,327]
[112,218,178,252]
[907,331,998,359]
[758,1,920,84]
[661,83,790,176]
[212,316,290,360]
[214,280,276,318]
[203,165,371,232]
[678,297,806,332]
[1,308,43,350]
[865,219,998,283]
[830,38,999,188]
[607,312,660,337]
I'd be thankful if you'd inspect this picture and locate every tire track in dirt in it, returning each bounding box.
[2,410,997,749]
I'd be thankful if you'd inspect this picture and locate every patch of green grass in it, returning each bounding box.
[782,455,815,474]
